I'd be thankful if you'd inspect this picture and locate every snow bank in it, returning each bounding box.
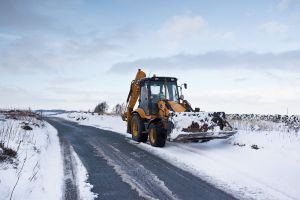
[56,112,300,200]
[71,147,98,200]
[57,112,127,133]
[0,113,63,200]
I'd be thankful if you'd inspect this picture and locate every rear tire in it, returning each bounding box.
[131,114,148,142]
[148,122,167,147]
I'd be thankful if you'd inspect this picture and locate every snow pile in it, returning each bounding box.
[56,111,300,200]
[170,112,222,139]
[0,111,63,200]
[169,112,235,140]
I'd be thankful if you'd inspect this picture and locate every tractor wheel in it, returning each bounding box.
[148,122,167,147]
[131,114,148,142]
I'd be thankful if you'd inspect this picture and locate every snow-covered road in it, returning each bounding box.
[55,112,300,200]
[47,117,234,200]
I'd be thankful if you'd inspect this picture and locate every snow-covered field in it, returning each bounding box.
[0,112,63,200]
[56,112,300,200]
[0,111,96,200]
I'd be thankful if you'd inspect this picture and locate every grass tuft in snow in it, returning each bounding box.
[0,142,17,162]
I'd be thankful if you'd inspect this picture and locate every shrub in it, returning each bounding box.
[112,103,125,115]
[94,101,108,114]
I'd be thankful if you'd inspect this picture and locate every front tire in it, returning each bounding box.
[131,114,148,142]
[148,122,167,147]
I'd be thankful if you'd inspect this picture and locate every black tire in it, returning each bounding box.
[131,114,148,142]
[127,122,131,134]
[148,122,167,147]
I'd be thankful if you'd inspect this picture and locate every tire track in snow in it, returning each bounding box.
[59,137,79,200]
[90,142,178,200]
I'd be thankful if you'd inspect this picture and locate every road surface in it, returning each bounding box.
[47,117,235,200]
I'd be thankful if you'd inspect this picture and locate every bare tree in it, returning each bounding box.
[94,101,109,114]
[112,103,125,115]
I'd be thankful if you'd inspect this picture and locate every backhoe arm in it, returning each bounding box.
[122,69,146,124]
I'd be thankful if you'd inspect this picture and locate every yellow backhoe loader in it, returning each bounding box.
[122,69,236,147]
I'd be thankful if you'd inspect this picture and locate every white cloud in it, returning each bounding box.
[109,50,300,73]
[277,0,291,11]
[158,15,207,47]
[0,0,53,31]
[220,31,236,40]
[156,15,237,53]
[0,33,21,40]
[191,86,300,114]
[0,27,135,74]
[259,21,288,33]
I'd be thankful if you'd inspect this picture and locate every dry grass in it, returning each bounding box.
[0,109,45,163]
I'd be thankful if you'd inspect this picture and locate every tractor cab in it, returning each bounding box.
[139,77,180,115]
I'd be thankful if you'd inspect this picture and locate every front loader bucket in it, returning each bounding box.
[172,131,237,142]
[168,111,236,142]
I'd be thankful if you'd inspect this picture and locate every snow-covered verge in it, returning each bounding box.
[55,112,125,133]
[0,111,63,200]
[0,110,97,200]
[56,112,300,200]
[71,146,98,200]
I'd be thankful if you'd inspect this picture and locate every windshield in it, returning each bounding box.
[150,81,179,102]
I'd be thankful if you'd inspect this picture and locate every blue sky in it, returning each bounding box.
[1,0,300,114]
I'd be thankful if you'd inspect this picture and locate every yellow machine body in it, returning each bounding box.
[122,69,236,147]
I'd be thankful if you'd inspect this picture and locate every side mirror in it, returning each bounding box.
[184,83,187,89]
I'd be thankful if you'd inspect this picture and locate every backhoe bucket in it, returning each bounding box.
[168,112,237,142]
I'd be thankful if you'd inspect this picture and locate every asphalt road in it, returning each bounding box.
[47,117,235,200]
